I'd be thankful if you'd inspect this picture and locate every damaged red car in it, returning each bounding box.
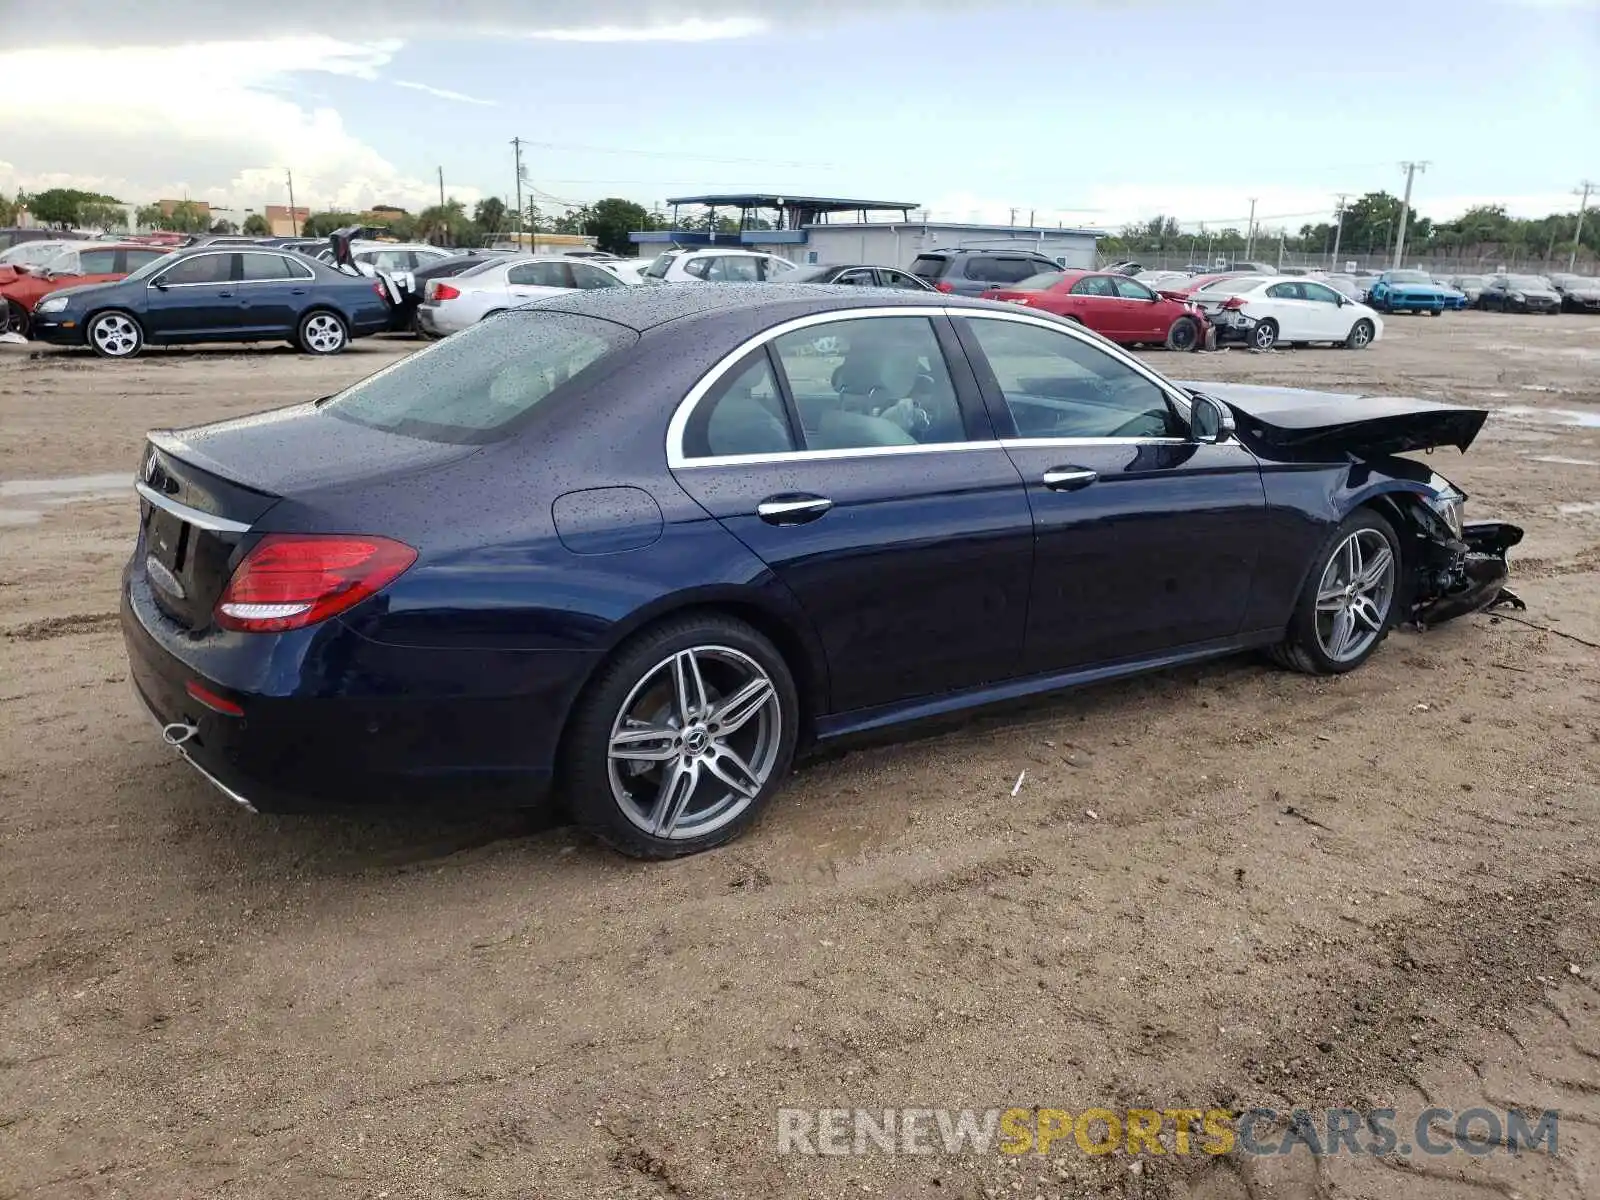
[0,243,172,337]
[982,269,1211,350]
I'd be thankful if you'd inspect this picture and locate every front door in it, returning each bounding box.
[669,312,1035,716]
[953,312,1269,673]
[1298,280,1352,340]
[144,251,240,338]
[1111,276,1167,340]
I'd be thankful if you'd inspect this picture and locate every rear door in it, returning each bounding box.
[953,311,1268,673]
[144,251,240,338]
[668,310,1035,715]
[236,251,313,336]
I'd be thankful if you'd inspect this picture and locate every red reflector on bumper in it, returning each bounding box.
[186,680,244,716]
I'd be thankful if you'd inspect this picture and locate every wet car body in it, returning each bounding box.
[119,285,1523,839]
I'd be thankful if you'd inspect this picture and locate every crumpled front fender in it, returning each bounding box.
[1413,521,1525,628]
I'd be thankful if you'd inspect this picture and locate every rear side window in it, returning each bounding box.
[240,252,302,281]
[910,254,949,280]
[964,257,1038,284]
[508,261,572,287]
[324,313,638,444]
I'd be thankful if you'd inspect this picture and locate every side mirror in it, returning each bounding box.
[152,278,169,290]
[1190,393,1235,444]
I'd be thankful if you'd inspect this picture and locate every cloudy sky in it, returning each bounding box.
[0,0,1594,231]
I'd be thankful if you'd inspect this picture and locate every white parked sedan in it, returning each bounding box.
[639,247,796,283]
[1190,276,1384,350]
[415,255,629,336]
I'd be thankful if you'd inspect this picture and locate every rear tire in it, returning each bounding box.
[1250,319,1278,350]
[561,615,800,859]
[1271,509,1401,676]
[87,310,143,358]
[1165,315,1200,352]
[297,309,348,355]
[1344,318,1375,349]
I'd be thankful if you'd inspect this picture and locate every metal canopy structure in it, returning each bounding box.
[664,193,920,231]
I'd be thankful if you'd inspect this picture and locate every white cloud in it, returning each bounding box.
[0,38,479,214]
[527,17,770,40]
[393,80,497,106]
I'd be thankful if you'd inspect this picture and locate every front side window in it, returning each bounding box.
[159,253,233,285]
[642,253,673,279]
[965,317,1178,440]
[759,257,794,280]
[324,312,636,444]
[1302,282,1342,305]
[1265,282,1305,300]
[1112,277,1155,301]
[771,316,966,451]
[682,257,713,279]
[682,351,795,459]
[834,269,875,286]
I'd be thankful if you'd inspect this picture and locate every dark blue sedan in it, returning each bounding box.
[31,245,392,357]
[122,285,1522,857]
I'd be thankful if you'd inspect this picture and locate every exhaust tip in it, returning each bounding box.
[161,721,198,747]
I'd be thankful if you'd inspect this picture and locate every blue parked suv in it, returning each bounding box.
[31,245,393,358]
[1365,270,1452,316]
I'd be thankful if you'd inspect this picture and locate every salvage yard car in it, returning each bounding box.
[415,254,628,336]
[640,248,796,284]
[0,242,170,337]
[1365,270,1451,315]
[1191,275,1383,349]
[30,245,393,357]
[981,268,1209,350]
[122,286,1521,858]
[1478,274,1562,313]
[1552,275,1600,313]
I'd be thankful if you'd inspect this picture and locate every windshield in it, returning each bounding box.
[1011,271,1066,291]
[1387,270,1432,284]
[0,241,71,267]
[124,250,184,282]
[1507,275,1551,289]
[642,253,674,280]
[323,311,638,444]
[39,250,81,273]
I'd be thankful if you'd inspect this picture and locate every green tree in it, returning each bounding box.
[135,200,210,233]
[242,213,271,236]
[583,197,650,255]
[300,211,362,238]
[473,197,507,234]
[78,201,128,233]
[210,219,238,235]
[414,199,480,247]
[28,187,122,228]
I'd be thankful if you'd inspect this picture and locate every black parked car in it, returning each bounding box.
[1551,275,1600,312]
[786,263,933,290]
[909,248,1066,295]
[123,285,1521,857]
[31,245,393,357]
[1477,274,1562,313]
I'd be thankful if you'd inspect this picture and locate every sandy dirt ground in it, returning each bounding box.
[1,313,1598,1199]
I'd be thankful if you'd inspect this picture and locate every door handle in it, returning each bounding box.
[1041,467,1099,492]
[291,288,308,296]
[217,290,234,298]
[757,495,833,525]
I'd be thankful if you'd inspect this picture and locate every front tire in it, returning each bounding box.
[296,310,348,355]
[1250,319,1278,350]
[1165,315,1200,351]
[1345,318,1375,349]
[562,615,800,858]
[1,299,30,338]
[1271,510,1401,676]
[87,311,143,358]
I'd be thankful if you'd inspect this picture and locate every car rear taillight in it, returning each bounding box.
[935,281,956,293]
[1221,296,1247,310]
[215,534,417,633]
[430,282,460,301]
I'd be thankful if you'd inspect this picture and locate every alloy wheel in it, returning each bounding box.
[303,313,346,353]
[1252,322,1276,350]
[1350,320,1373,348]
[1314,529,1396,663]
[606,645,782,840]
[91,314,140,356]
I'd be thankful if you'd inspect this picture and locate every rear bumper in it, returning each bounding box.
[121,564,596,813]
[415,304,473,337]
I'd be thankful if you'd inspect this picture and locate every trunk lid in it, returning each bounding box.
[1182,382,1489,459]
[138,404,478,630]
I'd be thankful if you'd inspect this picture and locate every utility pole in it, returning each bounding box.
[1244,198,1258,260]
[1008,207,1017,227]
[511,137,524,246]
[1571,181,1595,271]
[1330,194,1348,269]
[1393,160,1429,268]
[285,169,298,236]
[437,166,445,209]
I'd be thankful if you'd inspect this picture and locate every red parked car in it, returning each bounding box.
[0,242,171,337]
[982,269,1210,350]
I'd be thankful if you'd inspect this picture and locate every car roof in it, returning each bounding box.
[520,281,1013,332]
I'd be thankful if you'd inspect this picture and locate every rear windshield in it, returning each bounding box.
[323,312,638,444]
[909,254,948,279]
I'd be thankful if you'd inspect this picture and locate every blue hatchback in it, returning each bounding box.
[30,245,392,357]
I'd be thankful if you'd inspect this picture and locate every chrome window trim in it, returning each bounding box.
[135,481,252,533]
[666,305,1193,469]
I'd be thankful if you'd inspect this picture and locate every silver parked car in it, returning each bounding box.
[415,255,629,336]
